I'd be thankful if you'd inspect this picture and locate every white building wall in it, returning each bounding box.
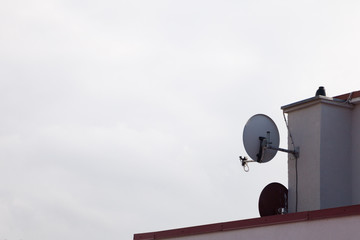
[319,103,352,209]
[287,103,321,213]
[283,97,354,212]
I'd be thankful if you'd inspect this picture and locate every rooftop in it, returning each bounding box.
[134,89,360,240]
[281,90,360,113]
[134,204,360,240]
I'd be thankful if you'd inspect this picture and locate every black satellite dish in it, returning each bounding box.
[258,182,288,217]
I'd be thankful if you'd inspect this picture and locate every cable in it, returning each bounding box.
[295,153,298,212]
[282,112,298,212]
[283,112,296,149]
[346,92,353,104]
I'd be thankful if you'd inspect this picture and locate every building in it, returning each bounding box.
[134,89,360,240]
[283,89,360,213]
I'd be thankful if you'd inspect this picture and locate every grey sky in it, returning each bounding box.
[1,1,360,239]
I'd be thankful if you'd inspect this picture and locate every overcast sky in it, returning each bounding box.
[1,1,360,240]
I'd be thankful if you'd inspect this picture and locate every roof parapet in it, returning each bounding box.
[281,95,352,113]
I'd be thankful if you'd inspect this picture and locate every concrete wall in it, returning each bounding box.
[287,103,321,213]
[284,98,354,212]
[319,103,352,209]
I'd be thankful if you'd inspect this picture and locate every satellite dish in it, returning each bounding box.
[258,182,288,217]
[243,114,280,163]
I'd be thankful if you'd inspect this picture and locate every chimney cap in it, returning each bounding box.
[316,86,326,96]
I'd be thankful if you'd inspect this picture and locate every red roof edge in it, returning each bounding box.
[333,90,360,100]
[134,204,360,240]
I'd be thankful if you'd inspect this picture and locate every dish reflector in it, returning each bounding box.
[243,114,280,163]
[258,182,288,217]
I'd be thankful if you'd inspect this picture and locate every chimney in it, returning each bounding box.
[281,88,360,213]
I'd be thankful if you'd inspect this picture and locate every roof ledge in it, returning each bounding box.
[281,95,353,113]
